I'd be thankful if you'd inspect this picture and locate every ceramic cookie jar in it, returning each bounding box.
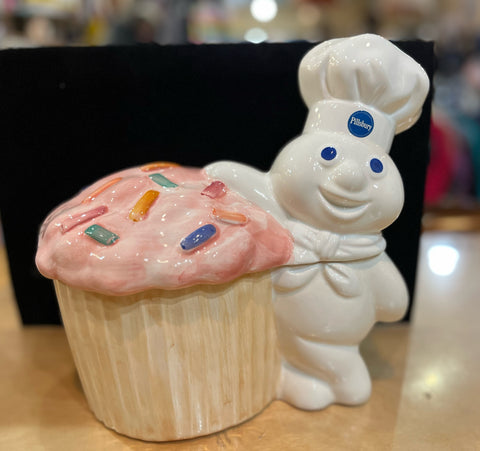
[206,34,429,410]
[36,34,429,442]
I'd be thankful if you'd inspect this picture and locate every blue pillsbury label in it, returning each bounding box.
[348,110,374,138]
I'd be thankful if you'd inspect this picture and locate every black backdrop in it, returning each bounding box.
[0,41,434,324]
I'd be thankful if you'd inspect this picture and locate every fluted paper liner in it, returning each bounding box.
[54,271,280,441]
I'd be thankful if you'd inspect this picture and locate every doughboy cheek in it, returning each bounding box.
[363,167,404,231]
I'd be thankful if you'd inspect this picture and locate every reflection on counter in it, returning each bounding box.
[427,244,459,276]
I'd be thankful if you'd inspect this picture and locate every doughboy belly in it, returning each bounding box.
[272,261,377,345]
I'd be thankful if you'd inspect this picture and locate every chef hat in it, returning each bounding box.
[299,34,429,152]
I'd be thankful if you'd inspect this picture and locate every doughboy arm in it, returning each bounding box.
[205,161,287,222]
[373,253,409,322]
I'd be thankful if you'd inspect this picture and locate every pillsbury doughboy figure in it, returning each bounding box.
[206,34,429,409]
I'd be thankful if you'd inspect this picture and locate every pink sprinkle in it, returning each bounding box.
[201,181,226,199]
[61,205,108,234]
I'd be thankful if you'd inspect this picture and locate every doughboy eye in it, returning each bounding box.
[321,146,337,161]
[369,158,384,174]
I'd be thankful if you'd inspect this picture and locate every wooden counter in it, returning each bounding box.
[1,232,479,450]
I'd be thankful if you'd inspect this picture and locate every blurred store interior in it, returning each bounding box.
[1,0,480,232]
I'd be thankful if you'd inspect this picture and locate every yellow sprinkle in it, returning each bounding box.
[82,177,122,204]
[140,161,180,172]
[129,190,160,222]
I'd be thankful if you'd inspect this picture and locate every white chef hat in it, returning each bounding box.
[299,34,430,152]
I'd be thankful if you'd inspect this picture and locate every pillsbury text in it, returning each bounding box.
[350,116,372,131]
[347,110,374,138]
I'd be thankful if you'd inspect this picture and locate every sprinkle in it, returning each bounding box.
[140,161,180,172]
[84,224,119,245]
[212,208,248,225]
[201,181,226,199]
[128,190,159,222]
[61,206,108,233]
[149,173,178,188]
[180,224,217,251]
[82,177,122,204]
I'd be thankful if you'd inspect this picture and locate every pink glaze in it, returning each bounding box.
[60,205,109,233]
[36,165,293,295]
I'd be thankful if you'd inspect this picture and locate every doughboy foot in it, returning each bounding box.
[277,362,335,410]
[332,360,372,406]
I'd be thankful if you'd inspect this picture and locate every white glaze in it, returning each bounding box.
[206,34,429,409]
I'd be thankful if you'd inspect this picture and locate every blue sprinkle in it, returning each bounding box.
[180,224,217,251]
[149,173,178,188]
[84,224,119,245]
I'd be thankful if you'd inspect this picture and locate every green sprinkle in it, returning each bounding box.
[149,173,178,188]
[84,224,119,245]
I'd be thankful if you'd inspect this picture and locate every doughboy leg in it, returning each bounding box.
[277,325,371,408]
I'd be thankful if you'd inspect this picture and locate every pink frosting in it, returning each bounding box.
[36,164,293,295]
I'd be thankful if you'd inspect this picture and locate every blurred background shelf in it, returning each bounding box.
[423,206,480,231]
[2,1,480,216]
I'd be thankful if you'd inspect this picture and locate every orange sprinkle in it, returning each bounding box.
[212,208,248,225]
[82,177,122,204]
[129,190,160,222]
[140,161,180,172]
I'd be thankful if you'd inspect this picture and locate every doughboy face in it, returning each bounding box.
[270,132,404,234]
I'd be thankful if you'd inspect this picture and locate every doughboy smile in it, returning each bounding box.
[318,186,370,221]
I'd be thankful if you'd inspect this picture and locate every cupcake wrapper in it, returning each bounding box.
[54,271,280,441]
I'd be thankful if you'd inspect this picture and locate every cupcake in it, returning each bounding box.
[36,162,293,441]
